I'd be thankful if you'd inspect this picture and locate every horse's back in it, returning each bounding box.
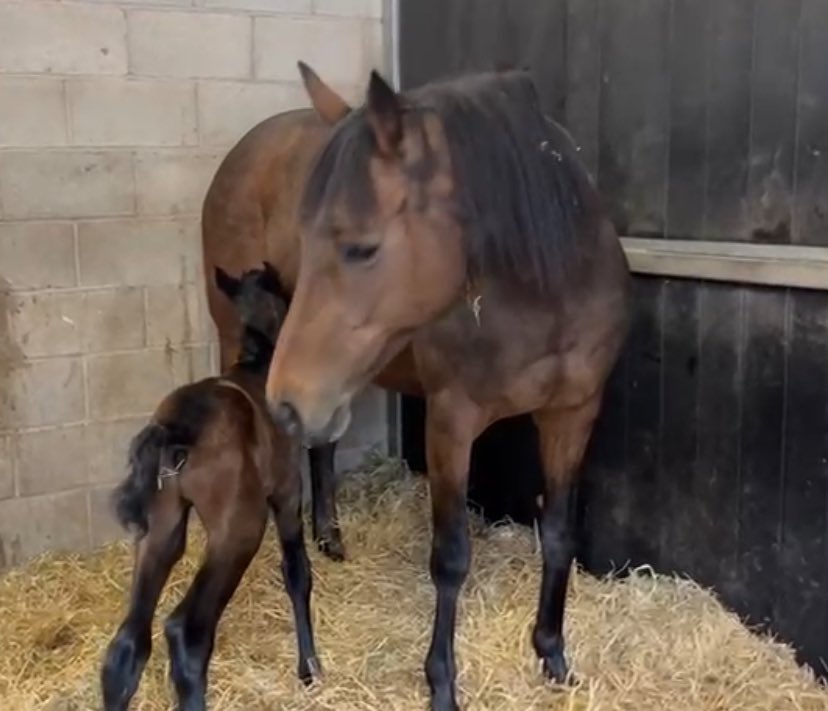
[202,108,331,367]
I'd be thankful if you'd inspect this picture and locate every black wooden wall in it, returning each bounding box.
[398,0,828,676]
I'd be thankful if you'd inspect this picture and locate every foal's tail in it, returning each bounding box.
[113,417,199,536]
[112,424,168,536]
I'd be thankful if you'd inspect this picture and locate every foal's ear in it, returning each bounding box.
[214,266,241,301]
[366,70,403,158]
[298,61,351,125]
[261,260,288,301]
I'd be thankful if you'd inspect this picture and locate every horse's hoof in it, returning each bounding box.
[539,653,575,686]
[299,656,323,686]
[317,537,346,562]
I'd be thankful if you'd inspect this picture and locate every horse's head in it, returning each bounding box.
[266,64,466,444]
[216,261,291,346]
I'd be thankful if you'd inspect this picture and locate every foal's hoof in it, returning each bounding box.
[299,656,323,686]
[539,653,573,686]
[317,536,346,562]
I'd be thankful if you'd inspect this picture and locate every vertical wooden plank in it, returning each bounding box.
[597,0,671,237]
[737,288,786,627]
[622,277,664,568]
[398,0,454,89]
[695,283,745,589]
[665,0,711,241]
[564,0,601,177]
[777,291,828,670]
[659,0,708,574]
[794,0,828,246]
[745,0,800,244]
[703,0,754,241]
[658,280,700,574]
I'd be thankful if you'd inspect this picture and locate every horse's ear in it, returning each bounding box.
[366,70,402,157]
[298,61,350,125]
[214,266,240,301]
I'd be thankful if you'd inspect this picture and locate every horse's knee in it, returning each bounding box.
[101,624,151,710]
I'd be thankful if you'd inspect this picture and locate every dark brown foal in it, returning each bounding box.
[101,264,318,711]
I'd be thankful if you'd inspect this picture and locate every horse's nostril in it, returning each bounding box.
[269,401,302,438]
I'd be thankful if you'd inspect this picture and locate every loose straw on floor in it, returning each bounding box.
[0,455,826,710]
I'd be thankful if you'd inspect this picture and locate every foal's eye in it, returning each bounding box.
[339,243,380,264]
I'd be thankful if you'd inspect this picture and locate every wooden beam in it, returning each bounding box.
[621,238,828,291]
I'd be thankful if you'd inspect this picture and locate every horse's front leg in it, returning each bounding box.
[423,392,484,711]
[531,397,601,683]
[307,443,346,561]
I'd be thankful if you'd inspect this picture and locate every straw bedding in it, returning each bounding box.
[1,455,826,710]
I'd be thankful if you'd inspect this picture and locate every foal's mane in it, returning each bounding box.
[300,70,596,298]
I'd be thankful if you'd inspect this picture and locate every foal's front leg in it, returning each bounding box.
[423,393,483,711]
[531,398,600,683]
[307,443,345,561]
[269,480,320,684]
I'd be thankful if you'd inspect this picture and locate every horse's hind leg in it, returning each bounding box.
[164,500,266,711]
[102,495,188,711]
[307,442,346,561]
[269,480,319,684]
[531,397,601,683]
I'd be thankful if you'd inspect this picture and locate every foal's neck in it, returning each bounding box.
[232,325,275,377]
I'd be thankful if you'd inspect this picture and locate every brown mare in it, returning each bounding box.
[266,66,631,711]
[201,69,421,561]
[102,264,318,711]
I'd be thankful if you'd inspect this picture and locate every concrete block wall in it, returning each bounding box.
[0,0,389,568]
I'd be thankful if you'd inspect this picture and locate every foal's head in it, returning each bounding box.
[215,262,290,347]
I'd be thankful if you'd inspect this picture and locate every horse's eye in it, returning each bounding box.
[340,243,379,264]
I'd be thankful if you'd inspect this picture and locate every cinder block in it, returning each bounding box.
[0,223,77,291]
[78,218,201,287]
[128,10,251,79]
[15,425,88,497]
[134,150,223,215]
[7,292,85,358]
[82,288,146,353]
[87,350,176,420]
[0,151,134,219]
[0,358,85,430]
[197,80,308,145]
[0,437,12,501]
[0,3,126,75]
[254,16,366,84]
[89,485,126,548]
[313,0,383,18]
[0,490,90,568]
[68,78,197,147]
[86,418,147,486]
[169,344,215,385]
[0,78,67,148]
[146,282,210,347]
[198,0,310,11]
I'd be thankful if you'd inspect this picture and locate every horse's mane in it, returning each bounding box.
[300,70,597,297]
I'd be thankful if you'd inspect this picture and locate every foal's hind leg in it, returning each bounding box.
[308,443,345,561]
[269,482,319,683]
[102,496,188,711]
[531,397,600,683]
[165,501,267,711]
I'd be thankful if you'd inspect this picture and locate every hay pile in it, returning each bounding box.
[0,456,826,710]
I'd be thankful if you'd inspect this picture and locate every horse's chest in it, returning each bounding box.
[414,304,563,400]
